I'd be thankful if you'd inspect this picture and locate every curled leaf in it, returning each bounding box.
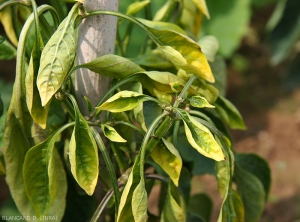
[189,95,215,108]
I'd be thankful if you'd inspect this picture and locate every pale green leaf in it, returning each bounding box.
[192,0,210,18]
[37,5,80,106]
[132,179,148,222]
[198,35,219,62]
[177,110,225,161]
[189,96,215,108]
[101,124,127,143]
[69,107,99,195]
[215,96,246,130]
[77,54,144,79]
[96,91,149,113]
[235,164,265,222]
[126,0,150,15]
[0,8,18,46]
[161,181,186,222]
[23,133,61,216]
[150,138,182,186]
[153,0,182,22]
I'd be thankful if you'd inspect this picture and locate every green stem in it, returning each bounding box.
[172,120,180,147]
[83,10,163,46]
[92,128,121,216]
[111,143,127,174]
[173,75,197,108]
[139,112,169,175]
[145,173,168,183]
[0,0,29,11]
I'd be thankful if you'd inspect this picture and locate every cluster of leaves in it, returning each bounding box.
[0,0,271,222]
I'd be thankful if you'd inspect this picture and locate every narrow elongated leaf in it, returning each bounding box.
[177,110,225,161]
[132,179,148,222]
[69,105,99,195]
[161,181,186,222]
[215,96,246,130]
[126,0,150,15]
[189,96,215,108]
[234,164,265,222]
[37,4,80,106]
[23,132,59,216]
[0,8,18,46]
[101,124,127,143]
[77,54,144,79]
[96,91,150,113]
[150,138,182,186]
[218,188,245,222]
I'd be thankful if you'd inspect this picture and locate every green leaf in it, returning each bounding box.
[188,193,212,222]
[177,110,225,161]
[132,179,148,222]
[161,181,186,222]
[215,96,246,130]
[77,54,144,79]
[203,0,251,57]
[131,49,173,69]
[0,38,16,60]
[234,164,266,222]
[126,0,150,15]
[96,91,150,113]
[0,149,5,176]
[143,101,162,130]
[210,55,227,97]
[269,0,300,64]
[218,188,245,222]
[23,132,65,216]
[235,153,271,200]
[0,36,4,44]
[150,138,182,186]
[198,35,219,62]
[101,124,127,143]
[189,96,215,108]
[69,105,99,195]
[37,4,80,106]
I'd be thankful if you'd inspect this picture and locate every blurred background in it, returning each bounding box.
[1,0,300,221]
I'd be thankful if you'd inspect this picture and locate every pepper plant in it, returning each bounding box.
[0,0,271,222]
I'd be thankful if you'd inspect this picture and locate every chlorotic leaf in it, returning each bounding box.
[69,106,99,195]
[96,91,150,113]
[177,110,225,161]
[77,54,144,79]
[218,188,245,222]
[132,179,148,222]
[161,181,186,222]
[101,124,127,143]
[150,138,182,186]
[37,4,80,106]
[23,133,60,216]
[126,0,150,15]
[189,96,215,108]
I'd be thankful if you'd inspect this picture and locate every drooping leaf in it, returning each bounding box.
[177,110,225,161]
[218,188,245,222]
[37,4,80,106]
[188,193,213,222]
[0,38,17,60]
[214,96,246,130]
[161,181,186,222]
[235,153,271,200]
[76,54,144,79]
[132,179,148,222]
[96,91,150,113]
[23,132,65,216]
[234,164,266,222]
[203,0,251,58]
[126,0,150,15]
[101,124,127,143]
[189,96,215,108]
[0,8,18,46]
[150,138,182,186]
[69,103,99,195]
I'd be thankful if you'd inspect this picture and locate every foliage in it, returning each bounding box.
[0,0,271,222]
